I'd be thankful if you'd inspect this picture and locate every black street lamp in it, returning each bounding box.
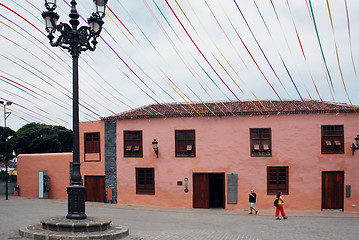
[41,0,107,220]
[0,100,12,200]
[0,101,12,128]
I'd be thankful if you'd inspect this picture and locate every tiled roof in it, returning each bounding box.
[101,100,359,120]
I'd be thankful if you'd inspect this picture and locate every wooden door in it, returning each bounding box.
[322,171,344,210]
[193,173,209,208]
[85,176,105,202]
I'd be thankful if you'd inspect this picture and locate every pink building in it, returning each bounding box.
[17,100,359,212]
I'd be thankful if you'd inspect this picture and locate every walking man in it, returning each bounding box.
[249,190,258,214]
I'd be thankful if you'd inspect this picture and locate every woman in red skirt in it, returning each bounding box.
[275,192,288,220]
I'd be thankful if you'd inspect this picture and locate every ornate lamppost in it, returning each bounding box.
[41,0,107,220]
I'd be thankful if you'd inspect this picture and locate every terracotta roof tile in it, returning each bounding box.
[101,100,358,120]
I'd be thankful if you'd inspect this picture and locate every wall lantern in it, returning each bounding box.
[152,139,158,158]
[351,135,359,155]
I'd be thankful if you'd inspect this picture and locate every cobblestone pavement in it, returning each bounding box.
[1,197,359,240]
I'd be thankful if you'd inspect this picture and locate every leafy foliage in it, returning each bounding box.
[0,127,16,158]
[11,123,73,155]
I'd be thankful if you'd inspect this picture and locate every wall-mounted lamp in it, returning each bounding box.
[152,139,158,158]
[351,135,359,155]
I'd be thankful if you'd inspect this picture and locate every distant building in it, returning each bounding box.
[18,100,359,211]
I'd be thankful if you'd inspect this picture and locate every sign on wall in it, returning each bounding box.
[227,173,238,204]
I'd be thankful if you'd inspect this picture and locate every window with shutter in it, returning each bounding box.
[175,130,195,157]
[84,132,100,161]
[321,125,344,154]
[124,131,143,157]
[250,128,272,157]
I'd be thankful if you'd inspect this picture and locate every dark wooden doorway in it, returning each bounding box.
[322,171,344,211]
[85,176,105,202]
[193,173,224,209]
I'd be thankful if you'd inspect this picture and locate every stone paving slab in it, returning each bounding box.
[1,197,359,240]
[85,201,359,218]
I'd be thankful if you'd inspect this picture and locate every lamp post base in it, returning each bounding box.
[19,217,129,239]
[66,185,86,220]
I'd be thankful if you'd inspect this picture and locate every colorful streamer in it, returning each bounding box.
[107,6,139,45]
[325,0,356,112]
[308,0,335,93]
[203,0,247,70]
[150,0,229,115]
[283,0,328,111]
[0,0,357,128]
[165,0,253,115]
[232,0,290,112]
[251,0,309,111]
[233,1,291,104]
[0,3,46,36]
[344,0,358,81]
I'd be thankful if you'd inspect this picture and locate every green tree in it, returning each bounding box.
[0,126,16,158]
[11,123,73,154]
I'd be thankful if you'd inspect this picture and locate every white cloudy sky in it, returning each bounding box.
[0,0,359,130]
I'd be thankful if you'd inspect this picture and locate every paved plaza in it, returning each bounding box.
[0,197,358,240]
